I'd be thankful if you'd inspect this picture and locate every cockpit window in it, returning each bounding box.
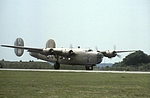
[83,49,93,52]
[88,49,93,52]
[83,50,88,52]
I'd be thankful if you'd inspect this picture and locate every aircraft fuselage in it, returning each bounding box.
[29,48,103,66]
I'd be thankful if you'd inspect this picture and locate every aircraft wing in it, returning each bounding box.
[115,50,135,53]
[1,45,75,56]
[1,45,43,52]
[100,50,136,58]
[100,50,135,53]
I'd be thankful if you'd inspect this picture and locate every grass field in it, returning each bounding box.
[0,71,150,98]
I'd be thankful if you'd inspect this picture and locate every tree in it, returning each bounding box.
[122,50,149,66]
[148,55,150,62]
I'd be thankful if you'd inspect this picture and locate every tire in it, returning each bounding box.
[85,65,93,70]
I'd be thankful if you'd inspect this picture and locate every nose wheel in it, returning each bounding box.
[54,61,60,69]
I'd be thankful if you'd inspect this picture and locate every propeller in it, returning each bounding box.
[70,44,73,49]
[95,46,135,58]
[95,46,100,52]
[113,45,121,58]
[116,54,121,58]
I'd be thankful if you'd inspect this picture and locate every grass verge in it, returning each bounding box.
[0,71,150,98]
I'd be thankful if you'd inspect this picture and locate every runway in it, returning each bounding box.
[0,68,150,74]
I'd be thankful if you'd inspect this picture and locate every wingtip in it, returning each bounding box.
[1,45,5,47]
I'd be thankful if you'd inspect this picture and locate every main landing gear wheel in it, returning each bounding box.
[54,61,60,69]
[85,65,93,70]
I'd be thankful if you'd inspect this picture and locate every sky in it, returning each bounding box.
[0,0,150,63]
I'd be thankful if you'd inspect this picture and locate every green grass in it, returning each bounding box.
[0,71,150,98]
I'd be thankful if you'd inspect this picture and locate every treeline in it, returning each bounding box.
[0,60,53,69]
[111,50,150,71]
[0,60,85,70]
[1,50,150,71]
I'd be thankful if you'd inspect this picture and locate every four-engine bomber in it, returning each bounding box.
[1,38,134,70]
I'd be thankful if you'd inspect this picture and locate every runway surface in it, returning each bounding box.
[0,68,150,74]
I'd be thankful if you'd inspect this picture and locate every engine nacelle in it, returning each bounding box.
[61,49,75,57]
[103,51,117,58]
[42,47,75,57]
[68,50,74,55]
[14,38,24,57]
[42,48,54,55]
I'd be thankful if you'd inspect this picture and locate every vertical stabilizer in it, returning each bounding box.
[14,38,24,56]
[46,39,56,48]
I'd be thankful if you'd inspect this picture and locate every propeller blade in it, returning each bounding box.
[70,44,73,49]
[95,46,100,52]
[117,54,121,58]
[114,45,116,51]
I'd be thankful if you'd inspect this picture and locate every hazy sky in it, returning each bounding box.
[0,0,150,63]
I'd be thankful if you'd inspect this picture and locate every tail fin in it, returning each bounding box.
[14,38,24,57]
[46,39,56,48]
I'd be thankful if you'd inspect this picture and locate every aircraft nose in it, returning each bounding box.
[97,53,103,58]
[97,52,103,63]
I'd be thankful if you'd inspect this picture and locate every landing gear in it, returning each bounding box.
[54,61,60,69]
[85,65,93,70]
[54,55,60,69]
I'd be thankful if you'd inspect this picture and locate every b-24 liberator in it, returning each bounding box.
[1,38,134,70]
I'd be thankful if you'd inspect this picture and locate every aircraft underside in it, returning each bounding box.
[30,52,102,70]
